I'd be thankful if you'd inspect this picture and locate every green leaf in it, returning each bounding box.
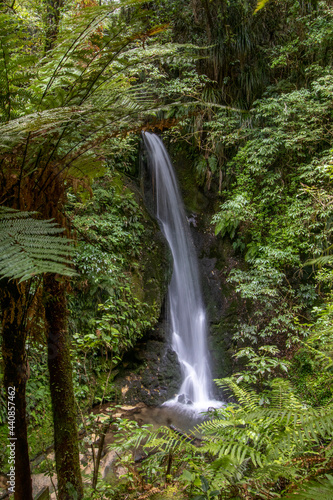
[254,0,270,14]
[181,470,195,483]
[200,475,209,493]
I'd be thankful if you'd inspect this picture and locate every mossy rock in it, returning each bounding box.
[123,176,170,314]
[140,229,170,310]
[168,142,210,214]
[115,341,182,406]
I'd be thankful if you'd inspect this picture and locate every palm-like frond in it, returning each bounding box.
[143,425,197,454]
[305,255,333,267]
[0,207,76,281]
[0,1,198,202]
[115,422,196,456]
[194,378,333,493]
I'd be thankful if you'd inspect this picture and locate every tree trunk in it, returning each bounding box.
[44,274,83,500]
[0,281,33,500]
[44,0,64,52]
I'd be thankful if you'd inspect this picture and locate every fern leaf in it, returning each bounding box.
[284,474,333,499]
[0,207,77,281]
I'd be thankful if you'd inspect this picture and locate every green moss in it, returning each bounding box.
[210,322,234,379]
[168,144,210,214]
[68,170,168,345]
[140,233,169,310]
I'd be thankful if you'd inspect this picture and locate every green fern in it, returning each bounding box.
[285,475,333,499]
[0,207,76,281]
[0,0,197,194]
[115,420,196,456]
[111,377,333,497]
[193,378,333,496]
[143,425,197,455]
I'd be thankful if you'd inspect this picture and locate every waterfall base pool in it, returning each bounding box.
[122,401,225,433]
[162,397,224,415]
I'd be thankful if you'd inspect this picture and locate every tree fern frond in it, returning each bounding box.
[215,377,260,411]
[284,474,333,499]
[143,425,196,454]
[305,255,333,267]
[0,207,77,282]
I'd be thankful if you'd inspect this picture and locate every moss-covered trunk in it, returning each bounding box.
[44,275,83,500]
[0,281,33,500]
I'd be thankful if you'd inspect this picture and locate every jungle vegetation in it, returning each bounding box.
[0,0,332,499]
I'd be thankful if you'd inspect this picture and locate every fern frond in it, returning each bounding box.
[196,377,333,489]
[0,207,77,281]
[306,255,333,267]
[143,426,196,454]
[284,474,333,499]
[215,377,260,411]
[0,0,198,171]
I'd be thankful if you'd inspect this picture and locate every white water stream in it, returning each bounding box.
[143,132,221,411]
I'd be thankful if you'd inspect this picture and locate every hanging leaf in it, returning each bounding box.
[254,0,270,14]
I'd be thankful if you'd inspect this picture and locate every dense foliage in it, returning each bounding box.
[67,173,161,406]
[0,0,333,498]
[96,0,333,498]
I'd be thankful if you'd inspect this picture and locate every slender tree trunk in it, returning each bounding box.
[44,0,64,52]
[92,419,112,489]
[0,281,33,500]
[44,274,83,500]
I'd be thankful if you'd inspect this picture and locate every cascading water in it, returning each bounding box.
[143,132,220,411]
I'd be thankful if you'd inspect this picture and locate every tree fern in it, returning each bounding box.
[0,207,76,281]
[0,3,200,497]
[0,0,198,200]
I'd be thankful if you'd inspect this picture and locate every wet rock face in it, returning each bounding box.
[115,222,244,404]
[177,394,193,405]
[115,322,182,406]
[114,143,182,406]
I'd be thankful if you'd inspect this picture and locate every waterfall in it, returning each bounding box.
[143,132,218,410]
